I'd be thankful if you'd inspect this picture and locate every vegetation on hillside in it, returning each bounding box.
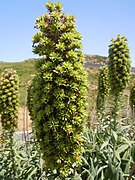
[0,56,104,107]
[85,54,108,65]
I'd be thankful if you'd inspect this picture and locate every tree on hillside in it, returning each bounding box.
[28,1,87,177]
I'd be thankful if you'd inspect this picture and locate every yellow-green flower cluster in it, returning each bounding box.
[0,69,19,132]
[108,34,131,96]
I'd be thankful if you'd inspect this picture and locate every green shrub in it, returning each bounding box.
[0,138,45,180]
[78,118,135,179]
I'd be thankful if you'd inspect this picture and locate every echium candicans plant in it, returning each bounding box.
[0,69,19,133]
[27,77,38,135]
[96,66,109,116]
[0,69,19,179]
[108,34,131,119]
[27,79,35,121]
[130,82,135,120]
[31,1,87,177]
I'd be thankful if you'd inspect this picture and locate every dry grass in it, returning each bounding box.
[17,106,32,131]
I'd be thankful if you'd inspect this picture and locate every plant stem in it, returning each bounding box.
[9,131,17,180]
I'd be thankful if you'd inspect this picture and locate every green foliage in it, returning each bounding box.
[0,69,19,132]
[78,118,135,179]
[0,138,46,180]
[130,83,135,113]
[131,144,135,162]
[29,1,87,176]
[108,34,131,96]
[0,121,134,180]
[96,66,109,113]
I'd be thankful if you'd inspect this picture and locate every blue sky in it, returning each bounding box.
[0,0,135,66]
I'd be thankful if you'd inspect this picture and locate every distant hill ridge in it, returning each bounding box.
[85,54,108,66]
[85,54,135,73]
[0,55,134,106]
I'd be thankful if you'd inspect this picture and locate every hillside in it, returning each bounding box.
[0,56,100,107]
[85,54,108,65]
[0,55,134,108]
[0,55,135,130]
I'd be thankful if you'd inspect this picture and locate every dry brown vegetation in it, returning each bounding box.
[17,107,32,131]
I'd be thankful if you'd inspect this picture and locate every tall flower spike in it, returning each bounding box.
[29,1,87,177]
